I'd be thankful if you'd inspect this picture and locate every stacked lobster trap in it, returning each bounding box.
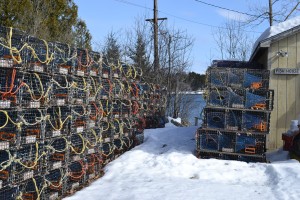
[0,25,167,199]
[196,65,274,163]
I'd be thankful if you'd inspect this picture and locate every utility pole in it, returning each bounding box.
[146,0,167,73]
[269,0,273,26]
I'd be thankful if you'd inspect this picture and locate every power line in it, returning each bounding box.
[194,0,258,17]
[112,0,262,33]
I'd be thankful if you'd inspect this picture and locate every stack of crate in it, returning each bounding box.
[196,66,274,162]
[0,25,167,200]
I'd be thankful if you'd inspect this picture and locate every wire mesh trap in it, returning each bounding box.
[52,42,76,75]
[45,106,70,139]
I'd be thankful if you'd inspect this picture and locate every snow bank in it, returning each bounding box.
[64,125,300,200]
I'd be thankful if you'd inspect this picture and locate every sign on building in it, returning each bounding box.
[274,68,300,75]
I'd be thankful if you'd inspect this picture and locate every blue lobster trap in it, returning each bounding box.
[226,109,242,131]
[235,133,266,155]
[199,129,219,151]
[219,131,236,153]
[242,111,270,133]
[204,108,226,129]
[208,89,230,107]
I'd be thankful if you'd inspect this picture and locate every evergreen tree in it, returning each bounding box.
[103,32,121,66]
[73,18,92,50]
[0,0,80,44]
[129,33,150,76]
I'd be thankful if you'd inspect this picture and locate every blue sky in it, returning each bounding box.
[74,0,268,74]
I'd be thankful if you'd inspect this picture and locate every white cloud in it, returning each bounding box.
[217,9,248,22]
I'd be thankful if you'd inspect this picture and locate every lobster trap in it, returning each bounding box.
[0,185,18,200]
[112,100,121,118]
[0,150,13,188]
[85,153,102,180]
[100,79,113,99]
[111,64,121,79]
[121,136,133,151]
[13,143,44,184]
[19,72,51,108]
[44,168,67,199]
[45,106,70,139]
[244,69,270,90]
[122,80,131,99]
[236,133,266,155]
[88,51,101,77]
[227,68,245,88]
[101,142,114,165]
[112,80,123,99]
[88,101,103,128]
[71,105,88,134]
[203,108,226,129]
[113,138,124,158]
[245,89,274,110]
[121,118,133,137]
[69,134,85,160]
[88,76,101,102]
[219,131,236,153]
[206,67,229,88]
[52,42,76,75]
[130,82,140,100]
[121,64,133,79]
[18,109,46,145]
[242,111,270,133]
[25,36,54,73]
[0,110,18,148]
[101,62,111,79]
[66,160,86,194]
[225,109,243,131]
[111,118,122,138]
[100,99,113,121]
[51,75,72,106]
[101,123,113,143]
[0,68,24,108]
[19,175,45,200]
[198,129,219,151]
[207,89,230,107]
[74,49,91,77]
[71,76,88,105]
[84,129,99,155]
[121,100,131,118]
[131,100,140,116]
[0,26,27,68]
[45,137,69,170]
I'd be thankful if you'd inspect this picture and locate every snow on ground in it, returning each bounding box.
[64,122,300,200]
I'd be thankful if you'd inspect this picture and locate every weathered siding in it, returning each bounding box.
[267,33,300,150]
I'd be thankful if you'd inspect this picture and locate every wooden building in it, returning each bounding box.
[250,16,300,150]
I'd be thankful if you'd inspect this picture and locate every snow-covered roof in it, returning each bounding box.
[251,15,300,59]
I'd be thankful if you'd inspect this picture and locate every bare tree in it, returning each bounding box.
[158,26,194,120]
[213,19,253,61]
[247,0,300,26]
